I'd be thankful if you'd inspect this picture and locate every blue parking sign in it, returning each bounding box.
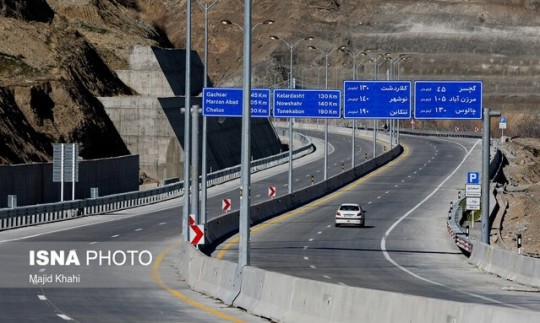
[467,172,480,184]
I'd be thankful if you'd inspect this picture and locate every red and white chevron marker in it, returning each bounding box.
[189,214,204,245]
[222,198,231,212]
[268,186,276,199]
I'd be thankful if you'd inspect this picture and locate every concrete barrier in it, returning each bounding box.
[180,240,539,323]
[469,242,540,288]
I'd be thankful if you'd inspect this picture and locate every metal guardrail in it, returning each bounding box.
[447,203,473,254]
[0,132,313,231]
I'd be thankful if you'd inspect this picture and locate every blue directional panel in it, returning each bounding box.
[202,88,270,117]
[273,89,341,118]
[414,81,482,119]
[343,81,412,119]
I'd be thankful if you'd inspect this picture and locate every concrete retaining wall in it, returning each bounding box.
[0,155,138,208]
[101,46,283,181]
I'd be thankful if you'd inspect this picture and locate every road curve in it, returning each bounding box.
[215,135,540,312]
[0,130,376,322]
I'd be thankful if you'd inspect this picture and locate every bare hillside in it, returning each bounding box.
[0,0,168,164]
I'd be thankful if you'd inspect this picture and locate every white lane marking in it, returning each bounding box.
[304,257,309,260]
[37,295,47,301]
[135,228,142,232]
[111,234,119,238]
[295,179,300,182]
[310,265,316,269]
[323,275,331,279]
[316,170,321,173]
[327,225,332,228]
[89,242,98,245]
[385,191,389,194]
[304,246,308,249]
[309,238,314,242]
[414,171,417,174]
[424,163,427,166]
[255,194,261,198]
[377,196,381,199]
[407,175,411,178]
[57,314,73,321]
[394,185,399,188]
[401,179,405,182]
[380,140,525,309]
[368,201,372,204]
[159,222,166,225]
[317,231,322,235]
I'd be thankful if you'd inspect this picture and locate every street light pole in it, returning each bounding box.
[482,108,501,244]
[182,0,192,242]
[196,0,218,234]
[270,35,313,193]
[239,0,252,268]
[308,45,346,180]
[341,49,368,168]
[363,52,389,158]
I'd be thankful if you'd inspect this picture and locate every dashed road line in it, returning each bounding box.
[304,257,309,260]
[111,234,119,238]
[323,275,331,279]
[89,241,98,245]
[37,295,47,301]
[135,228,142,232]
[57,314,73,321]
[310,265,316,269]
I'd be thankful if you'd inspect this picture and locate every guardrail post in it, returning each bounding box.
[7,195,17,208]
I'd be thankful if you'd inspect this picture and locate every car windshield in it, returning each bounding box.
[340,205,360,211]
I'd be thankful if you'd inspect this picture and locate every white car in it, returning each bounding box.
[335,203,366,227]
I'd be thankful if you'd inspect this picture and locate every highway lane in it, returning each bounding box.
[0,130,377,322]
[203,129,382,219]
[215,135,540,312]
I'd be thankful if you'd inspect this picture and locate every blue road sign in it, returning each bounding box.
[500,117,507,123]
[467,172,480,184]
[273,89,341,118]
[414,81,482,119]
[202,88,270,117]
[343,81,412,119]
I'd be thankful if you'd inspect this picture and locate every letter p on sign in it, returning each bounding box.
[467,172,479,184]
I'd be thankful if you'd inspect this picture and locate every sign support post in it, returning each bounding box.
[481,107,501,244]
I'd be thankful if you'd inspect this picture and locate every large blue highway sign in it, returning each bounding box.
[273,89,341,118]
[343,81,411,119]
[202,88,270,117]
[414,81,482,119]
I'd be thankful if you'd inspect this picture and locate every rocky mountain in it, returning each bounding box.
[0,0,539,165]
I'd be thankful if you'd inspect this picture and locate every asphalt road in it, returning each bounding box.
[0,130,378,322]
[215,135,540,312]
